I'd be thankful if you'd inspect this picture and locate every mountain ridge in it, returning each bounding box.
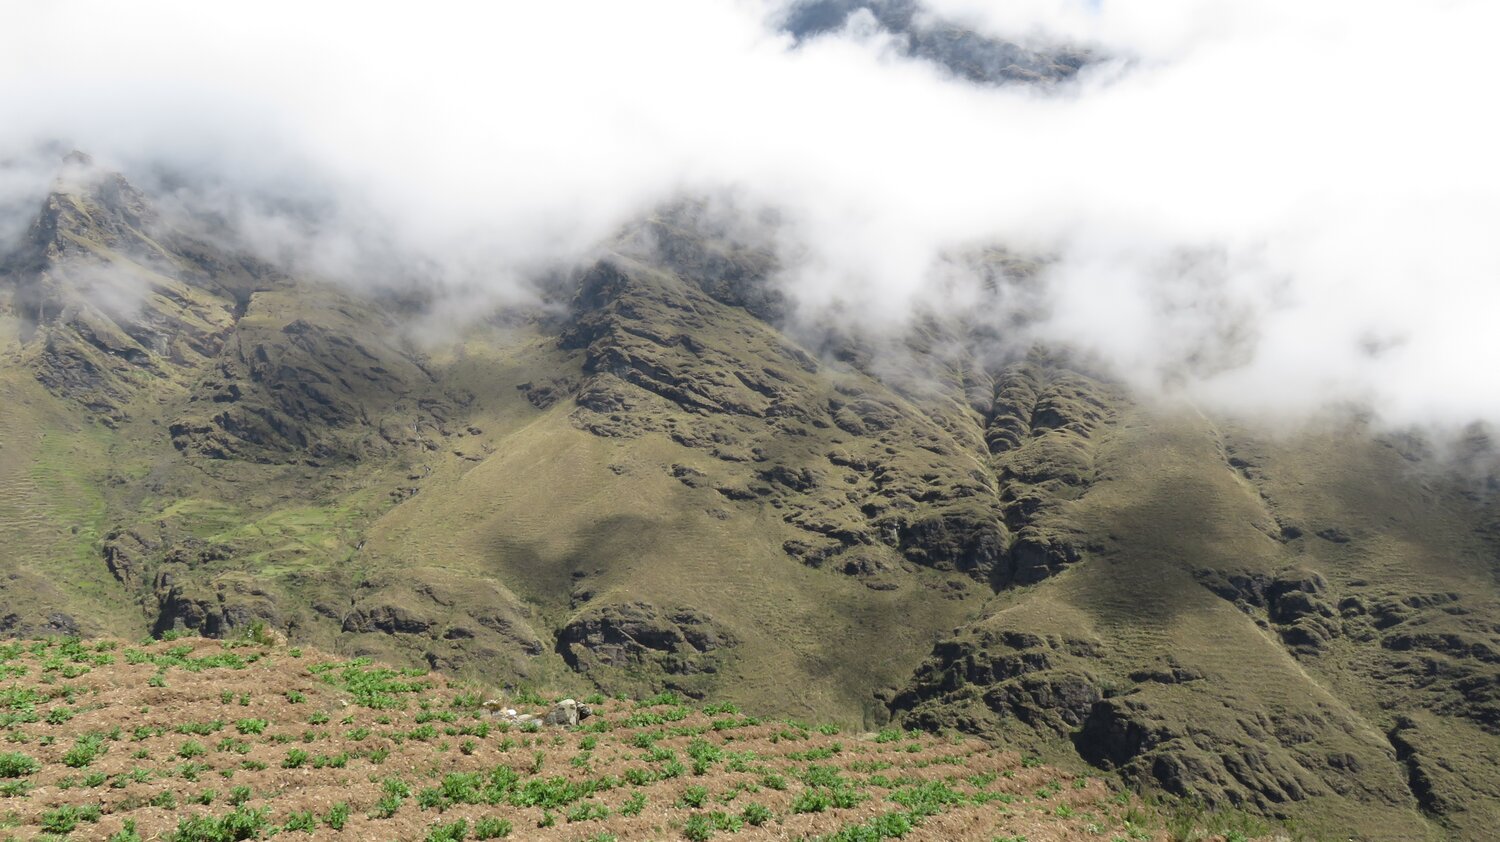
[0,158,1497,840]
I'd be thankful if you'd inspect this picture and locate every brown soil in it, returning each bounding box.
[0,637,1174,841]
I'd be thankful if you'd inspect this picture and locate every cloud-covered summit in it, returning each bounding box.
[780,0,1087,85]
[2,0,1496,428]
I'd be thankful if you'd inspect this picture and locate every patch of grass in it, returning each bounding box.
[426,818,469,842]
[40,803,103,833]
[684,810,743,841]
[62,733,107,767]
[0,752,39,777]
[818,811,916,841]
[165,805,271,842]
[474,816,513,839]
[308,657,432,709]
[742,802,773,826]
[680,784,710,808]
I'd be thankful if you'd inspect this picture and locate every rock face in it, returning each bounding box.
[152,570,280,638]
[1195,567,1344,655]
[894,630,1106,736]
[169,289,457,465]
[1072,689,1411,814]
[557,601,735,696]
[339,570,547,678]
[3,157,253,422]
[555,251,1113,594]
[0,610,80,637]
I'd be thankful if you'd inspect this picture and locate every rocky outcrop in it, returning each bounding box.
[1196,567,1344,655]
[0,611,80,637]
[883,510,1009,581]
[893,628,1106,737]
[7,163,246,421]
[559,256,1018,584]
[541,698,594,727]
[1072,690,1414,817]
[152,570,281,638]
[1362,600,1500,733]
[1387,713,1500,828]
[340,569,546,680]
[557,601,736,696]
[617,203,786,323]
[171,290,456,465]
[101,528,154,587]
[979,359,1115,586]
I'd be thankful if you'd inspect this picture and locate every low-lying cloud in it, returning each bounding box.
[1,0,1496,428]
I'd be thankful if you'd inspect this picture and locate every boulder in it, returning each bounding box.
[544,699,580,727]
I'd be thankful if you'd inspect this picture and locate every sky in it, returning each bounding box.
[1,0,1497,429]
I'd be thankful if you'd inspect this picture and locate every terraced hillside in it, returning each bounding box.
[0,635,1247,841]
[0,159,1497,840]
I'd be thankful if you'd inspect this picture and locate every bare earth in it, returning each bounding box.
[0,637,1188,841]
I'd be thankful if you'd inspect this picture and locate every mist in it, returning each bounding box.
[2,0,1496,428]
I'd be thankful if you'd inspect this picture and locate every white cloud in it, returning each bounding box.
[1,0,1496,427]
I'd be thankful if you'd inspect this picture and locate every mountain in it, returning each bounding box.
[781,0,1088,85]
[1,158,1497,841]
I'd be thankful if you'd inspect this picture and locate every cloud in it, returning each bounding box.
[1,0,1496,428]
[0,146,60,258]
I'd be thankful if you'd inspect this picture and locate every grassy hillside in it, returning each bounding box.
[1,161,1497,840]
[891,409,1492,840]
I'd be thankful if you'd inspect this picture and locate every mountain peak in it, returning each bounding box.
[39,152,156,250]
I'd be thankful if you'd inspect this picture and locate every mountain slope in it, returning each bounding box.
[890,409,1496,839]
[0,160,1497,840]
[0,635,1202,842]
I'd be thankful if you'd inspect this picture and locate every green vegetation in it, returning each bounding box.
[474,816,513,838]
[166,806,271,842]
[0,752,39,777]
[0,168,1494,842]
[234,714,270,735]
[0,636,1245,840]
[41,803,102,834]
[62,733,107,767]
